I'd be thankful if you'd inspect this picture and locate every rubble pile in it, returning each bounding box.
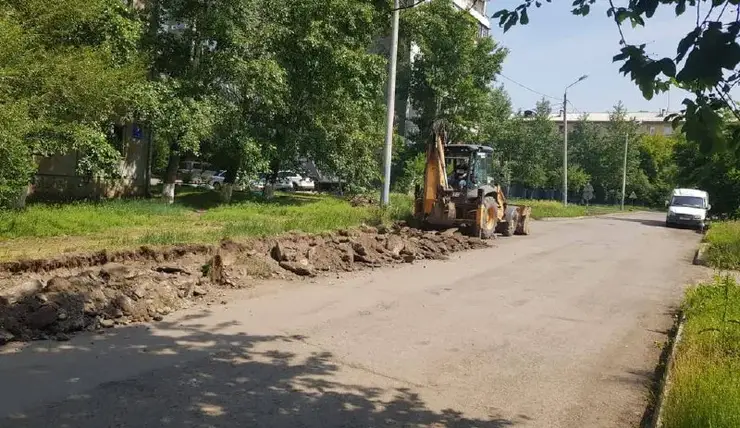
[0,224,489,343]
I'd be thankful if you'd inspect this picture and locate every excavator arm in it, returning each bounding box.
[421,127,449,215]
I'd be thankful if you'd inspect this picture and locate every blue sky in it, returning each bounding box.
[486,0,699,114]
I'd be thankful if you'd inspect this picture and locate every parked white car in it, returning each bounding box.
[206,170,227,189]
[204,170,247,191]
[666,188,710,230]
[275,171,315,191]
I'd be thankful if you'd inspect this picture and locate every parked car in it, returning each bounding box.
[206,170,227,189]
[178,160,215,184]
[249,175,266,192]
[665,188,710,230]
[275,171,315,191]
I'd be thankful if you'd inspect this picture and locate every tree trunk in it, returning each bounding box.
[220,168,239,203]
[162,149,180,204]
[13,184,31,210]
[263,159,280,200]
[220,184,234,203]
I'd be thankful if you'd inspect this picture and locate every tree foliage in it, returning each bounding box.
[493,0,740,153]
[674,119,740,216]
[392,0,507,192]
[0,0,148,207]
[402,0,507,144]
[254,0,387,192]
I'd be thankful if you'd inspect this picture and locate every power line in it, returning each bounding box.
[498,73,560,101]
[567,99,584,115]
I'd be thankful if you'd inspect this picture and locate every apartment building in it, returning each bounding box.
[453,0,491,37]
[549,109,678,136]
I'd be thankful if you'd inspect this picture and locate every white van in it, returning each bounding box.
[666,188,710,230]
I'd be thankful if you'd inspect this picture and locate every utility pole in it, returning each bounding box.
[562,75,588,206]
[621,133,628,211]
[380,0,400,207]
[562,91,568,206]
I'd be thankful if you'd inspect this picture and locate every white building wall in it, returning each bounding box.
[452,0,490,29]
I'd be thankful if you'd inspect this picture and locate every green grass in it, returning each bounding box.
[662,275,740,428]
[704,221,740,270]
[0,189,413,261]
[509,199,634,220]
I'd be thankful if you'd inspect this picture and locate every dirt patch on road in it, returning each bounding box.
[0,224,488,344]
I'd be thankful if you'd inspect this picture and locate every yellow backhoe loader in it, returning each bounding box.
[413,124,531,239]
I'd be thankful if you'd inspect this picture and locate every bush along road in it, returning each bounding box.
[660,275,740,428]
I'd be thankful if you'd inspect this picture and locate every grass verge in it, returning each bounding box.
[510,199,636,220]
[661,275,740,428]
[704,221,740,270]
[0,189,413,262]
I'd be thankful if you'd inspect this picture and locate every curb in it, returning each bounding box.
[538,210,651,222]
[650,312,686,428]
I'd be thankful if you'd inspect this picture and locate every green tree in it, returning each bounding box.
[256,0,387,195]
[674,121,740,217]
[637,134,679,205]
[567,104,643,203]
[402,0,507,145]
[0,0,148,208]
[493,0,740,152]
[142,0,230,202]
[497,99,560,195]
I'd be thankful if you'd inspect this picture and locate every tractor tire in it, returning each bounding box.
[516,214,531,236]
[501,210,518,237]
[472,196,497,239]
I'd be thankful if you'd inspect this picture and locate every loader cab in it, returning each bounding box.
[444,144,494,192]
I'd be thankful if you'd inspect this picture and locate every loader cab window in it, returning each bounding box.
[472,152,490,187]
[446,156,472,190]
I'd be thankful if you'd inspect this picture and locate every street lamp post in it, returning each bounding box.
[562,75,588,206]
[380,0,401,207]
[621,133,628,211]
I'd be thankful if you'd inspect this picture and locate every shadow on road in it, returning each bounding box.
[1,310,519,428]
[605,215,705,235]
[602,216,667,228]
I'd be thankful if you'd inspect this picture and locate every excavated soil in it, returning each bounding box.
[0,224,489,344]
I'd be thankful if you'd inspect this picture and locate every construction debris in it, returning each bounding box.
[0,224,489,343]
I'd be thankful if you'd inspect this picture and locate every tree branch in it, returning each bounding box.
[607,0,627,45]
[714,84,740,122]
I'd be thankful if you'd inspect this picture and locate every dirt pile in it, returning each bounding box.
[0,224,489,343]
[0,262,214,342]
[348,194,377,207]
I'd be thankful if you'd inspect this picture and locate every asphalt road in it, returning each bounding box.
[0,212,707,428]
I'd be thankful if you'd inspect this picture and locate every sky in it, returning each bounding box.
[485,0,703,114]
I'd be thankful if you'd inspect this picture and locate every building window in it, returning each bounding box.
[478,24,489,38]
[663,125,673,135]
[649,126,656,135]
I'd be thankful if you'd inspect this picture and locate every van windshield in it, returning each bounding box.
[671,196,705,208]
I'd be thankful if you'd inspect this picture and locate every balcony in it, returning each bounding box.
[458,0,485,15]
